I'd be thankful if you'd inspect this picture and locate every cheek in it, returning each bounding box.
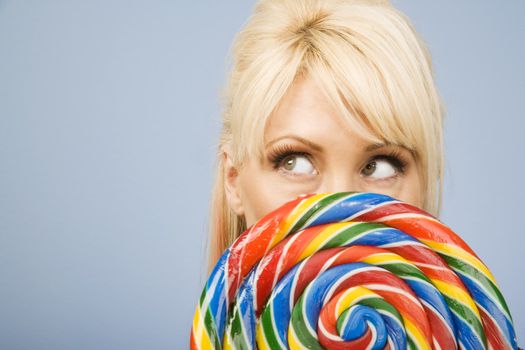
[397,170,423,208]
[239,171,304,227]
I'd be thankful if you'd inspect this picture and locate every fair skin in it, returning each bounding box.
[224,75,423,228]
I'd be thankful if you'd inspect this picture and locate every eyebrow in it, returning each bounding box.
[265,135,396,153]
[366,142,393,152]
[265,135,324,152]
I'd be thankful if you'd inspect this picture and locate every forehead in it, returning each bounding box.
[264,75,379,148]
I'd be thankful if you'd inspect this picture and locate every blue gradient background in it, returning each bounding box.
[0,1,523,348]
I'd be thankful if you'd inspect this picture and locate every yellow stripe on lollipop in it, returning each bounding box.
[404,319,431,350]
[420,240,496,284]
[299,222,355,260]
[222,331,234,350]
[360,252,410,266]
[255,318,272,350]
[432,280,481,318]
[271,194,329,247]
[334,286,377,315]
[192,306,213,350]
[288,323,309,350]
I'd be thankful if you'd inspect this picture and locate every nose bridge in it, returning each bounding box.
[319,168,361,194]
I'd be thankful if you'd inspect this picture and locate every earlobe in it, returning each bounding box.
[222,146,245,217]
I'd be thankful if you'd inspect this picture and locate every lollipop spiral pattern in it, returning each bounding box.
[190,192,517,349]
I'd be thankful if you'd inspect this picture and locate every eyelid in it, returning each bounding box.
[268,144,312,166]
[370,154,406,172]
[362,151,408,180]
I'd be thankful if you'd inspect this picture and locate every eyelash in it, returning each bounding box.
[268,144,408,176]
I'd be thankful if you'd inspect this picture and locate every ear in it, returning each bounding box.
[222,145,245,217]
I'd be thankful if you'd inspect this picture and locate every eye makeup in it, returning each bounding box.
[367,149,408,175]
[267,143,312,171]
[267,143,409,177]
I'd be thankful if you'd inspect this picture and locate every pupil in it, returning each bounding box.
[364,162,376,175]
[284,157,295,170]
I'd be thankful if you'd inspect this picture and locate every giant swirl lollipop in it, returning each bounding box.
[190,192,518,349]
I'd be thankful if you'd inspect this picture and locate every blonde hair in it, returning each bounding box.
[208,0,445,270]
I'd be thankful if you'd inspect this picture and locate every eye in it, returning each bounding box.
[268,144,317,176]
[362,153,407,180]
[281,154,316,175]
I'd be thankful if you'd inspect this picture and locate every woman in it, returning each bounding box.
[208,0,444,270]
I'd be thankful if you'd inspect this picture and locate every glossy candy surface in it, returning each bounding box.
[190,192,517,349]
